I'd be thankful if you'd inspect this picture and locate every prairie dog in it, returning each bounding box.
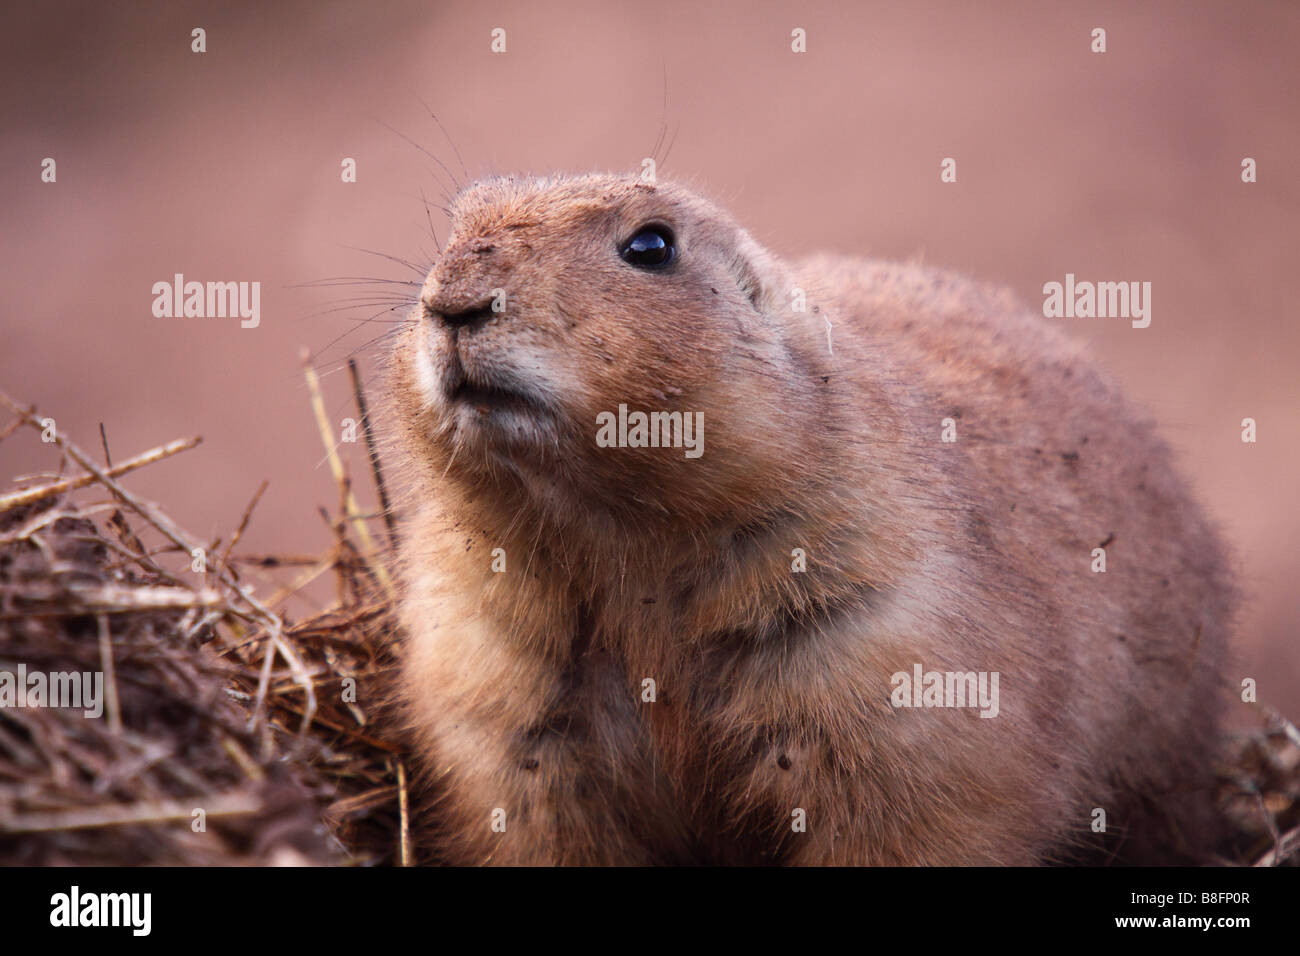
[386,173,1233,865]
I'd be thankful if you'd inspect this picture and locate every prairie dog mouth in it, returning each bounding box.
[415,318,553,429]
[443,351,546,421]
[449,379,532,414]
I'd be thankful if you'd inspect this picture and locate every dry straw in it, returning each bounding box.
[0,360,406,866]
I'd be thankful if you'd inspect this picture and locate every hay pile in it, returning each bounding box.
[0,361,407,866]
[1216,710,1300,865]
[0,366,1296,866]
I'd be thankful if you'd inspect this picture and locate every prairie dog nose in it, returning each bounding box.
[436,299,498,331]
[422,237,504,329]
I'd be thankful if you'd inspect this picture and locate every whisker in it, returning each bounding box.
[337,244,430,277]
[416,94,469,183]
[404,190,452,219]
[314,309,410,356]
[295,276,423,290]
[419,184,443,255]
[307,303,411,319]
[375,116,461,198]
[661,122,681,170]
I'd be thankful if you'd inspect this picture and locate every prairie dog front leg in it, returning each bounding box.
[396,538,688,865]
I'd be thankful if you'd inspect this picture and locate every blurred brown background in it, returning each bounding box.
[1,0,1296,717]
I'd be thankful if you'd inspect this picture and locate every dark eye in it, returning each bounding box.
[619,225,675,269]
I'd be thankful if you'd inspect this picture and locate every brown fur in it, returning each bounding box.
[383,173,1233,865]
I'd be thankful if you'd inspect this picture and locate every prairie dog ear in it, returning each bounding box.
[726,230,789,316]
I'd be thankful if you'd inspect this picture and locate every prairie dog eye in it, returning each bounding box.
[619,225,675,269]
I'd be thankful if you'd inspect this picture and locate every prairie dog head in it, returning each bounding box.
[394,173,835,535]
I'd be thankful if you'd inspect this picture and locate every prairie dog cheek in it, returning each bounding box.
[412,320,441,412]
